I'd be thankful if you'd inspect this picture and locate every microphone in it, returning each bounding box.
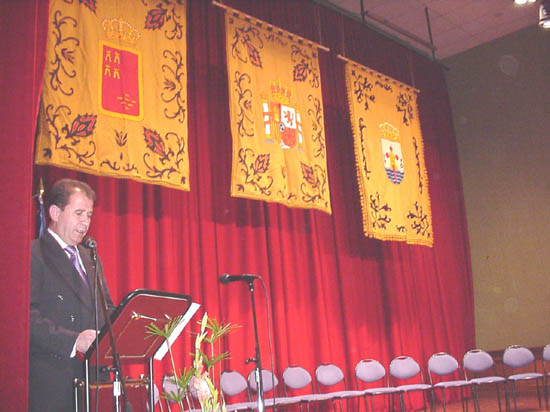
[83,236,97,249]
[219,273,261,284]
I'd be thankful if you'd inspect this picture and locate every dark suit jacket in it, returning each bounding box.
[29,231,114,412]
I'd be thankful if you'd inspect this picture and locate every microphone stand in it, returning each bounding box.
[245,279,265,412]
[89,247,133,412]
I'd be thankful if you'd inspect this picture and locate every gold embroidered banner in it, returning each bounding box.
[35,0,189,190]
[225,9,331,214]
[344,60,433,246]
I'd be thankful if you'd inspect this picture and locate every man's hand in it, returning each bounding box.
[75,329,98,354]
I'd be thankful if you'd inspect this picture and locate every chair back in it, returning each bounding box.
[355,359,387,384]
[248,369,279,393]
[315,363,347,393]
[282,365,313,395]
[543,344,550,363]
[389,356,422,381]
[429,352,459,376]
[162,374,181,400]
[502,345,536,369]
[221,370,248,397]
[463,349,497,376]
[543,344,550,375]
[428,352,464,386]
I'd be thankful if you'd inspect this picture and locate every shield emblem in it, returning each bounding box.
[99,41,143,120]
[262,100,302,149]
[279,104,297,148]
[381,138,404,184]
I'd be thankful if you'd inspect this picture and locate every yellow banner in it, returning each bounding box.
[35,0,189,190]
[345,60,433,246]
[225,10,331,214]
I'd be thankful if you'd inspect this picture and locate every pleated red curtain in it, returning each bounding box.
[0,0,49,407]
[0,0,474,410]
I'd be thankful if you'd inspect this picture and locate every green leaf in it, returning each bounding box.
[161,376,185,402]
[205,318,241,342]
[176,367,195,391]
[145,315,184,340]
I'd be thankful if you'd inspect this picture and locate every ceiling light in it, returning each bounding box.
[541,0,550,28]
[513,0,536,4]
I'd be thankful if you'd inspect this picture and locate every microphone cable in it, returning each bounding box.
[253,276,279,407]
[260,277,279,406]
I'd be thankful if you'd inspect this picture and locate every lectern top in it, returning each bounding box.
[86,289,196,366]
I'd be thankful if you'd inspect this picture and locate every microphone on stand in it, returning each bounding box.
[220,272,266,411]
[81,236,135,412]
[83,236,97,249]
[82,235,101,411]
[219,273,261,284]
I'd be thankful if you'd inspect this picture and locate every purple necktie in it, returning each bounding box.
[65,246,89,287]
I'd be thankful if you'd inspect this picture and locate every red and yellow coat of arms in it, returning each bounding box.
[225,10,331,214]
[99,41,143,120]
[262,82,303,150]
[35,0,189,190]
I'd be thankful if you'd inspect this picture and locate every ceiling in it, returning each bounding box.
[321,0,541,59]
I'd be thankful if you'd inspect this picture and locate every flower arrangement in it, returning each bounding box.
[146,312,239,412]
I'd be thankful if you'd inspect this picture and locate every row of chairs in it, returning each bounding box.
[160,344,550,412]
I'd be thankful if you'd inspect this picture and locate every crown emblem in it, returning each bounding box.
[270,80,293,105]
[379,122,399,141]
[102,17,141,46]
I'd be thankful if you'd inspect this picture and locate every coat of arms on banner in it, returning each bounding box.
[344,61,433,246]
[225,9,331,214]
[262,82,303,150]
[99,41,143,120]
[380,123,404,185]
[35,0,189,190]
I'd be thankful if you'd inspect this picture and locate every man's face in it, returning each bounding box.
[49,190,94,246]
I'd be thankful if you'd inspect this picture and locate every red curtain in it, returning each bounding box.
[0,0,49,407]
[0,0,474,410]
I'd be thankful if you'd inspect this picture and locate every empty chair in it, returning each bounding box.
[248,368,302,409]
[428,352,471,412]
[355,359,399,412]
[543,344,550,409]
[220,370,256,411]
[502,345,544,412]
[463,349,508,412]
[282,365,335,411]
[315,363,365,412]
[389,355,433,412]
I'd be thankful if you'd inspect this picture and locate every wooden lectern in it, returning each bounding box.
[75,289,200,412]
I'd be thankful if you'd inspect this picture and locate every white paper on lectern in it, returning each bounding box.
[154,302,201,360]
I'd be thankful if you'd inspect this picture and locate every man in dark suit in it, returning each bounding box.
[29,178,115,412]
